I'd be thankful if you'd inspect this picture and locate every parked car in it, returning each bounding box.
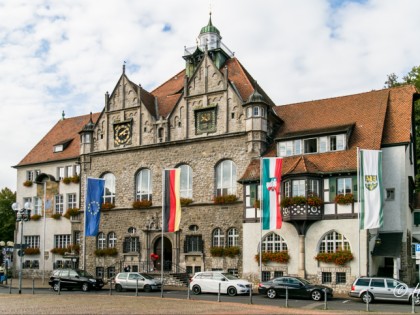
[114,272,162,292]
[258,276,333,301]
[49,269,104,292]
[349,276,420,304]
[189,271,251,296]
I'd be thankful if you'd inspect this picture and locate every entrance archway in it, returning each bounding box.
[154,236,172,271]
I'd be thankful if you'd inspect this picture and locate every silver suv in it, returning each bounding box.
[349,277,420,304]
[114,272,162,292]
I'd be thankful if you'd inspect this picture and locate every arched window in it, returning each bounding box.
[227,228,238,247]
[128,227,136,234]
[215,160,237,196]
[212,228,224,247]
[102,173,115,204]
[319,231,350,253]
[136,169,152,201]
[97,232,106,249]
[179,164,193,198]
[108,232,117,248]
[261,233,288,252]
[253,106,260,116]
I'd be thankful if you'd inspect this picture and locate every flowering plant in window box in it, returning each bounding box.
[63,208,80,219]
[210,246,241,258]
[255,251,290,264]
[210,246,224,257]
[253,200,260,208]
[101,202,115,210]
[51,213,62,220]
[307,194,323,207]
[315,250,354,265]
[62,177,72,185]
[334,194,354,205]
[281,196,307,207]
[67,244,80,255]
[50,247,67,255]
[180,198,193,206]
[94,248,118,257]
[23,180,33,187]
[213,194,238,204]
[31,214,42,221]
[132,200,152,209]
[71,175,80,184]
[24,248,40,255]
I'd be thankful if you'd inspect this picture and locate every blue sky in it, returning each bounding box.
[1,0,420,191]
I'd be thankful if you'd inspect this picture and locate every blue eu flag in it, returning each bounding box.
[85,178,105,236]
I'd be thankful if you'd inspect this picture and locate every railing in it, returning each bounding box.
[282,204,322,221]
[184,41,234,57]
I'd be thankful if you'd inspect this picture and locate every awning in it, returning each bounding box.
[371,232,402,257]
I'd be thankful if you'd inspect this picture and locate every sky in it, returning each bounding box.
[1,0,420,192]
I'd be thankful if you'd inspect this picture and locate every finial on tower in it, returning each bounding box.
[123,61,126,74]
[61,110,65,120]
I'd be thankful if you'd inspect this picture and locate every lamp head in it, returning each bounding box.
[0,241,5,247]
[11,202,19,212]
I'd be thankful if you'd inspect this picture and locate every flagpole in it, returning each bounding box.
[259,158,263,281]
[161,170,164,298]
[357,147,360,277]
[83,177,87,271]
[42,182,46,284]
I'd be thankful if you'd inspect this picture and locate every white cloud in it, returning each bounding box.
[1,0,420,191]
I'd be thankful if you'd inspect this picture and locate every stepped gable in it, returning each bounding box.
[15,113,100,167]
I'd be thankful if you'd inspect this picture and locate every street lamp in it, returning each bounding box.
[12,202,31,294]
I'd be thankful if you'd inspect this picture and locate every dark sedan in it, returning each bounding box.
[258,276,333,301]
[49,269,104,292]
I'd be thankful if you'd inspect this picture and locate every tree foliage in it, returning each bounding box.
[385,66,420,190]
[0,188,16,242]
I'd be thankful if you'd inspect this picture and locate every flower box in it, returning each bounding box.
[180,198,193,206]
[335,194,354,205]
[255,251,290,264]
[132,200,152,209]
[24,248,40,255]
[94,248,118,257]
[31,214,42,221]
[101,202,115,210]
[315,250,354,265]
[50,247,67,255]
[213,194,238,204]
[62,177,72,185]
[71,175,80,184]
[51,213,62,220]
[210,246,240,258]
[23,180,33,187]
[64,208,80,219]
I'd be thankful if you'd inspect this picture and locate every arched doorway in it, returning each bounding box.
[154,236,172,271]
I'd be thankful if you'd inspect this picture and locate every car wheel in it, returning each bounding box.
[82,282,90,292]
[311,290,322,301]
[227,286,237,296]
[361,292,373,303]
[115,284,123,292]
[192,285,201,295]
[267,288,277,299]
[144,285,151,293]
[53,282,60,292]
[410,295,420,306]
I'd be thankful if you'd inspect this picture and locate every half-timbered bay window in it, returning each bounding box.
[283,178,320,198]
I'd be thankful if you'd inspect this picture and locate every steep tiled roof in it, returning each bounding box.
[239,85,417,182]
[152,70,185,118]
[15,113,100,167]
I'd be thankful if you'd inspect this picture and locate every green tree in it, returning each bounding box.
[0,188,16,242]
[385,66,420,190]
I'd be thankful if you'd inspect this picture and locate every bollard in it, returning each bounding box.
[187,284,190,300]
[412,292,415,314]
[136,278,138,296]
[324,288,327,310]
[32,278,35,295]
[217,282,221,302]
[285,286,289,308]
[249,285,253,304]
[58,279,61,295]
[8,278,12,294]
[109,279,113,295]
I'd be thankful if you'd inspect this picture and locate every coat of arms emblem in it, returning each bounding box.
[364,175,378,191]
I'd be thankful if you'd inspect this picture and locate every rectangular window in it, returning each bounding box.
[414,212,420,226]
[304,138,317,154]
[308,179,319,196]
[54,234,71,248]
[24,235,40,248]
[262,271,271,282]
[336,272,346,284]
[322,272,332,284]
[227,268,238,276]
[294,140,302,155]
[337,178,352,195]
[107,267,115,279]
[123,237,140,253]
[74,231,81,245]
[284,181,291,198]
[67,193,77,209]
[58,167,65,180]
[26,170,34,182]
[32,197,42,215]
[184,235,203,252]
[292,180,305,197]
[278,142,286,157]
[285,141,293,156]
[319,137,328,153]
[330,134,345,151]
[66,165,73,177]
[386,188,395,201]
[96,267,104,279]
[274,271,284,278]
[75,165,80,175]
[55,194,64,214]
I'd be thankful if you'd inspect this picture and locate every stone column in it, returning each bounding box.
[298,234,305,278]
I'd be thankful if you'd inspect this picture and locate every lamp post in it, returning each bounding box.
[12,202,31,294]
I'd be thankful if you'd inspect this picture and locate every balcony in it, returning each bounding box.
[282,204,323,221]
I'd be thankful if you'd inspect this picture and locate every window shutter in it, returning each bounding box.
[329,179,336,201]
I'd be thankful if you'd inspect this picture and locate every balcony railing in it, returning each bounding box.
[282,204,322,221]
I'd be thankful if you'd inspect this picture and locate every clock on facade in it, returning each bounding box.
[196,109,216,134]
[114,122,132,145]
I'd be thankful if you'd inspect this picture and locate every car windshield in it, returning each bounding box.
[140,274,155,280]
[222,273,239,280]
[77,270,94,278]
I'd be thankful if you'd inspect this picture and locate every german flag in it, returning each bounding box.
[163,169,181,232]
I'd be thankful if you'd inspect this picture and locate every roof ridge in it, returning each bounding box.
[151,69,185,95]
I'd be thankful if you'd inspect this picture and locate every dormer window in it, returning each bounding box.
[247,106,266,118]
[53,139,73,153]
[54,145,63,153]
[278,134,347,157]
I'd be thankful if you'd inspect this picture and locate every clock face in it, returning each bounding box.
[196,109,216,134]
[114,123,132,145]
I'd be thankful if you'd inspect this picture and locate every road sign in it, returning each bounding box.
[416,244,420,261]
[17,250,25,257]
